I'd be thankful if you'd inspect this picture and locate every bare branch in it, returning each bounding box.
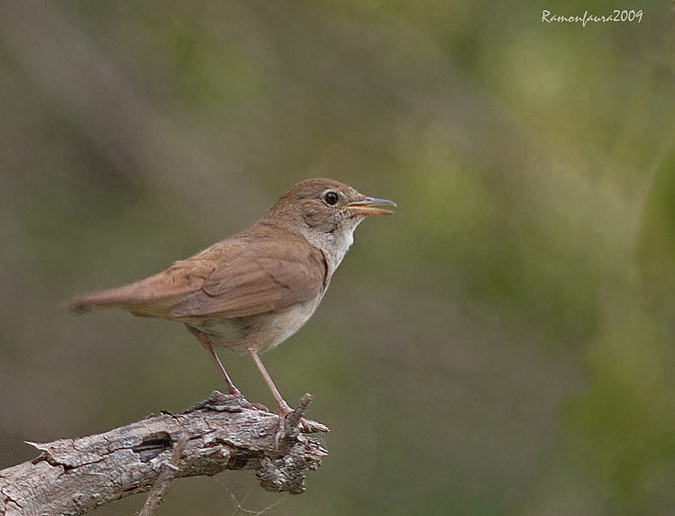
[137,431,189,516]
[0,392,328,516]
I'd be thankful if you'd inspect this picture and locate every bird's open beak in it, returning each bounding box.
[343,197,397,216]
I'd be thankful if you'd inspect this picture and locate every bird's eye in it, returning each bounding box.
[323,190,339,206]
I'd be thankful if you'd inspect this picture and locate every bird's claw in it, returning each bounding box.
[272,402,330,448]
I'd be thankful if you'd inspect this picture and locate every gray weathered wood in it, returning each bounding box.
[0,392,328,516]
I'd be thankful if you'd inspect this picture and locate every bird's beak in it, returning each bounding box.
[343,197,397,216]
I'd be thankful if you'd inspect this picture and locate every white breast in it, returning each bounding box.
[184,294,324,354]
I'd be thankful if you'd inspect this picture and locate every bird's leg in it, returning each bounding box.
[193,331,241,397]
[246,347,293,442]
[246,347,330,443]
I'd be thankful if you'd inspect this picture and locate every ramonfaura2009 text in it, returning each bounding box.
[542,9,643,26]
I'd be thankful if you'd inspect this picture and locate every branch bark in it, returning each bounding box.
[0,392,328,516]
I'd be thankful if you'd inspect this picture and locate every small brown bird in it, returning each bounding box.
[69,178,395,438]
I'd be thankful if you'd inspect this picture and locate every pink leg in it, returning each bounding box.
[247,347,292,440]
[193,331,241,397]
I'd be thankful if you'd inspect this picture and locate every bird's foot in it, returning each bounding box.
[209,390,274,412]
[210,390,242,402]
[273,395,329,448]
[187,390,246,412]
[246,401,270,411]
[274,403,293,448]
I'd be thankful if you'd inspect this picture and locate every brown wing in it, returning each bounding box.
[67,240,244,318]
[170,231,327,319]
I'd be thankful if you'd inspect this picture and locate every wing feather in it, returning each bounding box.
[171,232,326,319]
[69,226,327,321]
[68,241,243,317]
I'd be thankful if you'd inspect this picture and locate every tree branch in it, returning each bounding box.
[0,392,328,516]
[137,431,189,516]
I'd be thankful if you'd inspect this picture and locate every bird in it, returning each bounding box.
[68,178,395,440]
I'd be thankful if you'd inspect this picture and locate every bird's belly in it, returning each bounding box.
[185,298,321,354]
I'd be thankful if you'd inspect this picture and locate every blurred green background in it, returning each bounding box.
[1,1,674,515]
